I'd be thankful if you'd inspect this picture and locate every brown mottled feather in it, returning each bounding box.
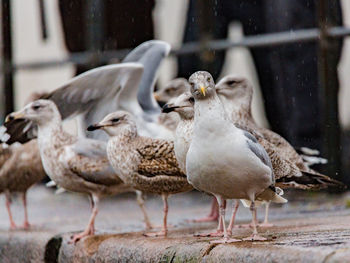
[136,138,185,178]
[0,140,46,194]
[107,124,192,195]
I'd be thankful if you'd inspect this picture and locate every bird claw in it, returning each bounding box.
[243,234,267,241]
[69,230,93,244]
[22,221,31,230]
[143,230,167,237]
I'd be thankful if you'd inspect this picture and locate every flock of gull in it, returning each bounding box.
[0,40,345,244]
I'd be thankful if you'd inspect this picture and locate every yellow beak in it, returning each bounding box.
[5,111,25,123]
[154,92,160,101]
[200,86,207,96]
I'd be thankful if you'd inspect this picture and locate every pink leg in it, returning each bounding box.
[259,202,274,228]
[70,195,99,244]
[144,194,169,237]
[21,192,30,229]
[243,201,267,241]
[227,200,240,235]
[195,199,225,237]
[192,197,219,223]
[210,197,241,244]
[5,193,16,230]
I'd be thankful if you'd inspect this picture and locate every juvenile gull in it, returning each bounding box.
[154,78,191,107]
[185,71,287,242]
[216,75,345,225]
[0,141,46,229]
[7,100,152,243]
[88,111,193,237]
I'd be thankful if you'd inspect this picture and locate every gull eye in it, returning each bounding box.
[32,105,41,110]
[207,77,211,82]
[188,97,195,103]
[227,80,237,86]
[111,118,119,122]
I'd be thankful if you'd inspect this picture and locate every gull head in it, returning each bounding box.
[189,71,216,100]
[154,78,191,107]
[87,111,136,136]
[216,75,253,103]
[6,100,60,126]
[162,92,194,120]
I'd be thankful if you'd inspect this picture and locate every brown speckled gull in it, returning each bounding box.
[0,140,46,229]
[88,111,193,237]
[6,100,152,243]
[215,75,344,190]
[216,75,345,226]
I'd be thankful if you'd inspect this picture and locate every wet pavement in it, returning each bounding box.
[0,185,349,262]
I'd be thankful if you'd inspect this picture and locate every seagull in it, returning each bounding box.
[216,75,345,226]
[154,78,191,107]
[185,71,287,243]
[6,100,152,243]
[162,92,221,226]
[1,40,173,144]
[0,140,46,229]
[88,111,193,237]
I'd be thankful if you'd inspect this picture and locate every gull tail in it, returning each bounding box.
[300,170,346,190]
[278,170,346,190]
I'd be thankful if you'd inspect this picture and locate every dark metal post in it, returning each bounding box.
[196,0,217,69]
[85,0,105,67]
[317,0,342,182]
[1,0,14,115]
[38,0,48,40]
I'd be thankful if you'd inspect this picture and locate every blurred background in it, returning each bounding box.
[1,0,350,186]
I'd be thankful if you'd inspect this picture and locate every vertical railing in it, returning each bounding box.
[1,0,14,115]
[317,0,342,181]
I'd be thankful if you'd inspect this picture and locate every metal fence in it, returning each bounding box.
[1,0,349,183]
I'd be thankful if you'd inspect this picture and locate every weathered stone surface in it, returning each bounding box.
[0,186,349,262]
[0,231,53,263]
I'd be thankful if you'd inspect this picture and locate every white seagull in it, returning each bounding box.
[185,71,287,243]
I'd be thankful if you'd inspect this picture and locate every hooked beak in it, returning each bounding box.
[87,123,103,131]
[200,85,207,96]
[162,104,178,113]
[5,111,25,123]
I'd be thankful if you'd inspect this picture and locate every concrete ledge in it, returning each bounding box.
[0,187,349,262]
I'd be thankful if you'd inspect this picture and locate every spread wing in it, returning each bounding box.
[2,63,144,144]
[135,137,185,178]
[123,40,171,114]
[42,63,144,141]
